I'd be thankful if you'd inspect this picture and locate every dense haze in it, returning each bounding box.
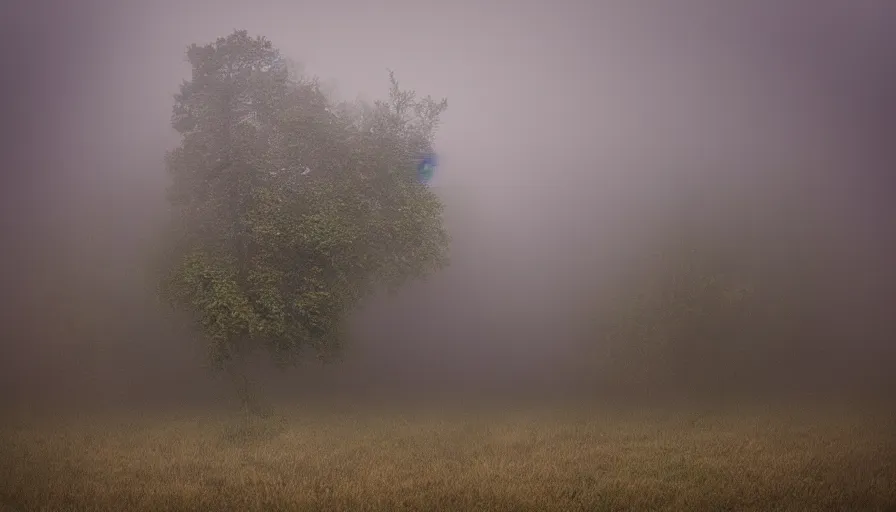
[2,0,895,410]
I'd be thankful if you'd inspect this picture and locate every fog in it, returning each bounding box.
[2,0,895,411]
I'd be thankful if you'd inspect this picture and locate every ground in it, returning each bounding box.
[2,402,894,511]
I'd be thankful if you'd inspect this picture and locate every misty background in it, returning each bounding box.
[2,0,895,410]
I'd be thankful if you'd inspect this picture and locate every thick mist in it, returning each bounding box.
[2,0,895,409]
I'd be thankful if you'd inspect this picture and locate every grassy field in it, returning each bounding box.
[2,403,895,511]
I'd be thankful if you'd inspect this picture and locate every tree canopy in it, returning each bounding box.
[158,31,449,398]
[593,204,843,400]
[598,241,756,395]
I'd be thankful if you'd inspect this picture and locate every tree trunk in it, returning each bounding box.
[226,349,269,418]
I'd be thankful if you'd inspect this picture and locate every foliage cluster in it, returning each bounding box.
[158,31,449,406]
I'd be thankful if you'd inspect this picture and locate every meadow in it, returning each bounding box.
[2,402,895,511]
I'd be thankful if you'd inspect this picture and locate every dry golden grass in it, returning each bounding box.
[1,404,894,511]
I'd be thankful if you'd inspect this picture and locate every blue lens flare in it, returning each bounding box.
[417,153,438,184]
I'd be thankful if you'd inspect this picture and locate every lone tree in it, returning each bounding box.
[158,31,449,414]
